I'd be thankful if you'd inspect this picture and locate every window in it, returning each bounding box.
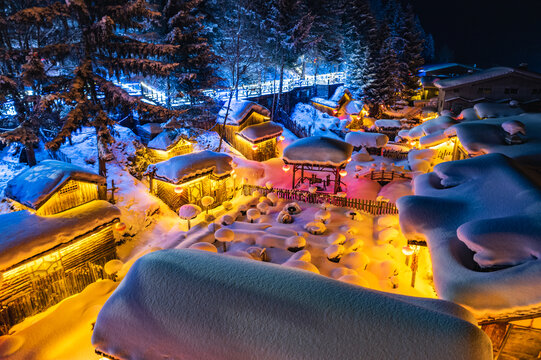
[504,88,518,94]
[59,181,79,195]
[477,87,492,94]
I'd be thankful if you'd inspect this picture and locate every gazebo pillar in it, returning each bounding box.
[292,164,296,189]
[334,167,340,194]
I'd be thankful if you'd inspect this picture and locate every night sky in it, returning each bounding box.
[410,0,541,72]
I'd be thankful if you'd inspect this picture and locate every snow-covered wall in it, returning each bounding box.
[92,249,492,360]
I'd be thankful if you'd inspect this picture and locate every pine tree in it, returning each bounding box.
[161,0,222,107]
[398,4,425,99]
[264,0,316,118]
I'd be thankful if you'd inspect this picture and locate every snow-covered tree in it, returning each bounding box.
[398,5,425,99]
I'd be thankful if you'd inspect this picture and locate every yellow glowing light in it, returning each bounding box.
[339,170,347,177]
[282,164,290,172]
[174,186,184,194]
[402,246,414,256]
[115,222,126,232]
[252,144,258,151]
[278,135,285,141]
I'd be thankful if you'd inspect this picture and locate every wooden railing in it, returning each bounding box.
[365,170,412,183]
[243,184,398,215]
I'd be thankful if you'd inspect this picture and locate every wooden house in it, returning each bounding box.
[146,150,236,212]
[417,63,480,100]
[146,130,193,163]
[311,89,367,128]
[216,100,282,162]
[434,66,541,113]
[0,200,121,334]
[4,160,106,216]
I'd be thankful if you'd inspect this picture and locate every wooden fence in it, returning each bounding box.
[274,110,310,138]
[243,184,398,215]
[365,170,411,183]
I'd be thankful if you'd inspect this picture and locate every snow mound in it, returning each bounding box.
[501,120,525,135]
[406,116,457,140]
[474,102,524,119]
[92,250,492,360]
[5,160,105,210]
[0,200,120,270]
[398,153,541,315]
[283,136,353,167]
[345,132,388,148]
[375,119,401,129]
[217,100,270,126]
[146,150,232,184]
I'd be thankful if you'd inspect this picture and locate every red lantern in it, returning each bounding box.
[252,144,258,151]
[174,186,184,194]
[339,169,347,177]
[115,222,127,232]
[282,164,290,172]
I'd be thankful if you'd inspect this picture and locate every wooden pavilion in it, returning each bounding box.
[282,136,353,194]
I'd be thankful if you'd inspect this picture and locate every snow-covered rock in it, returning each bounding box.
[92,250,492,360]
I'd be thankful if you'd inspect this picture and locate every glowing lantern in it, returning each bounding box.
[282,164,290,172]
[346,158,352,163]
[174,186,184,194]
[231,169,236,175]
[278,135,285,141]
[402,246,414,256]
[252,144,258,151]
[339,169,347,177]
[115,222,126,232]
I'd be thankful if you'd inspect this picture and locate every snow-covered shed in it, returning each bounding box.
[146,151,235,211]
[136,122,163,144]
[311,88,367,127]
[0,200,120,335]
[5,160,106,216]
[215,100,280,161]
[146,129,193,163]
[283,136,353,193]
[92,249,492,360]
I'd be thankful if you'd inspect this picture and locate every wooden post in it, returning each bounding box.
[149,173,154,192]
[109,180,117,204]
[410,248,419,288]
[334,167,340,194]
[291,164,296,189]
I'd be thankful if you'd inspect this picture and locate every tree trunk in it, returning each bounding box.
[96,128,107,177]
[25,143,36,167]
[276,57,285,120]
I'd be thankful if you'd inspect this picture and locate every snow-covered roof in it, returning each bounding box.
[217,100,270,126]
[92,249,492,360]
[345,131,388,148]
[5,160,105,210]
[137,123,163,136]
[344,100,365,115]
[329,86,346,102]
[146,150,233,184]
[0,200,120,270]
[419,130,450,148]
[375,119,402,129]
[147,130,187,151]
[419,63,478,75]
[435,67,541,89]
[238,122,283,143]
[473,102,524,119]
[405,116,457,140]
[311,97,338,109]
[283,136,353,167]
[397,154,541,317]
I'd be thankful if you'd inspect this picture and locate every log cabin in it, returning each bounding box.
[311,88,367,128]
[215,100,283,162]
[0,200,121,335]
[146,130,193,163]
[4,160,106,215]
[146,150,236,212]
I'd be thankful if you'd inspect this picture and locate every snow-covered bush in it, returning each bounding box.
[305,221,326,235]
[267,192,279,206]
[246,208,261,223]
[214,228,235,252]
[276,210,294,224]
[340,252,370,271]
[189,242,218,253]
[285,236,306,252]
[325,244,345,262]
[315,209,331,224]
[327,233,346,245]
[284,202,302,215]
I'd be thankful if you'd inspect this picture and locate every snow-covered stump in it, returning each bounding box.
[92,250,493,360]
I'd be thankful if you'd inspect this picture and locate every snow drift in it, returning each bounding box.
[92,249,491,360]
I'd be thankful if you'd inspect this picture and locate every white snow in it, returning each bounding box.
[238,122,283,142]
[311,97,338,108]
[146,150,233,184]
[501,120,525,135]
[375,119,402,129]
[0,200,120,270]
[474,102,524,119]
[4,160,105,210]
[92,249,491,360]
[147,130,184,150]
[345,131,388,148]
[398,153,541,316]
[283,136,353,167]
[217,100,270,126]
